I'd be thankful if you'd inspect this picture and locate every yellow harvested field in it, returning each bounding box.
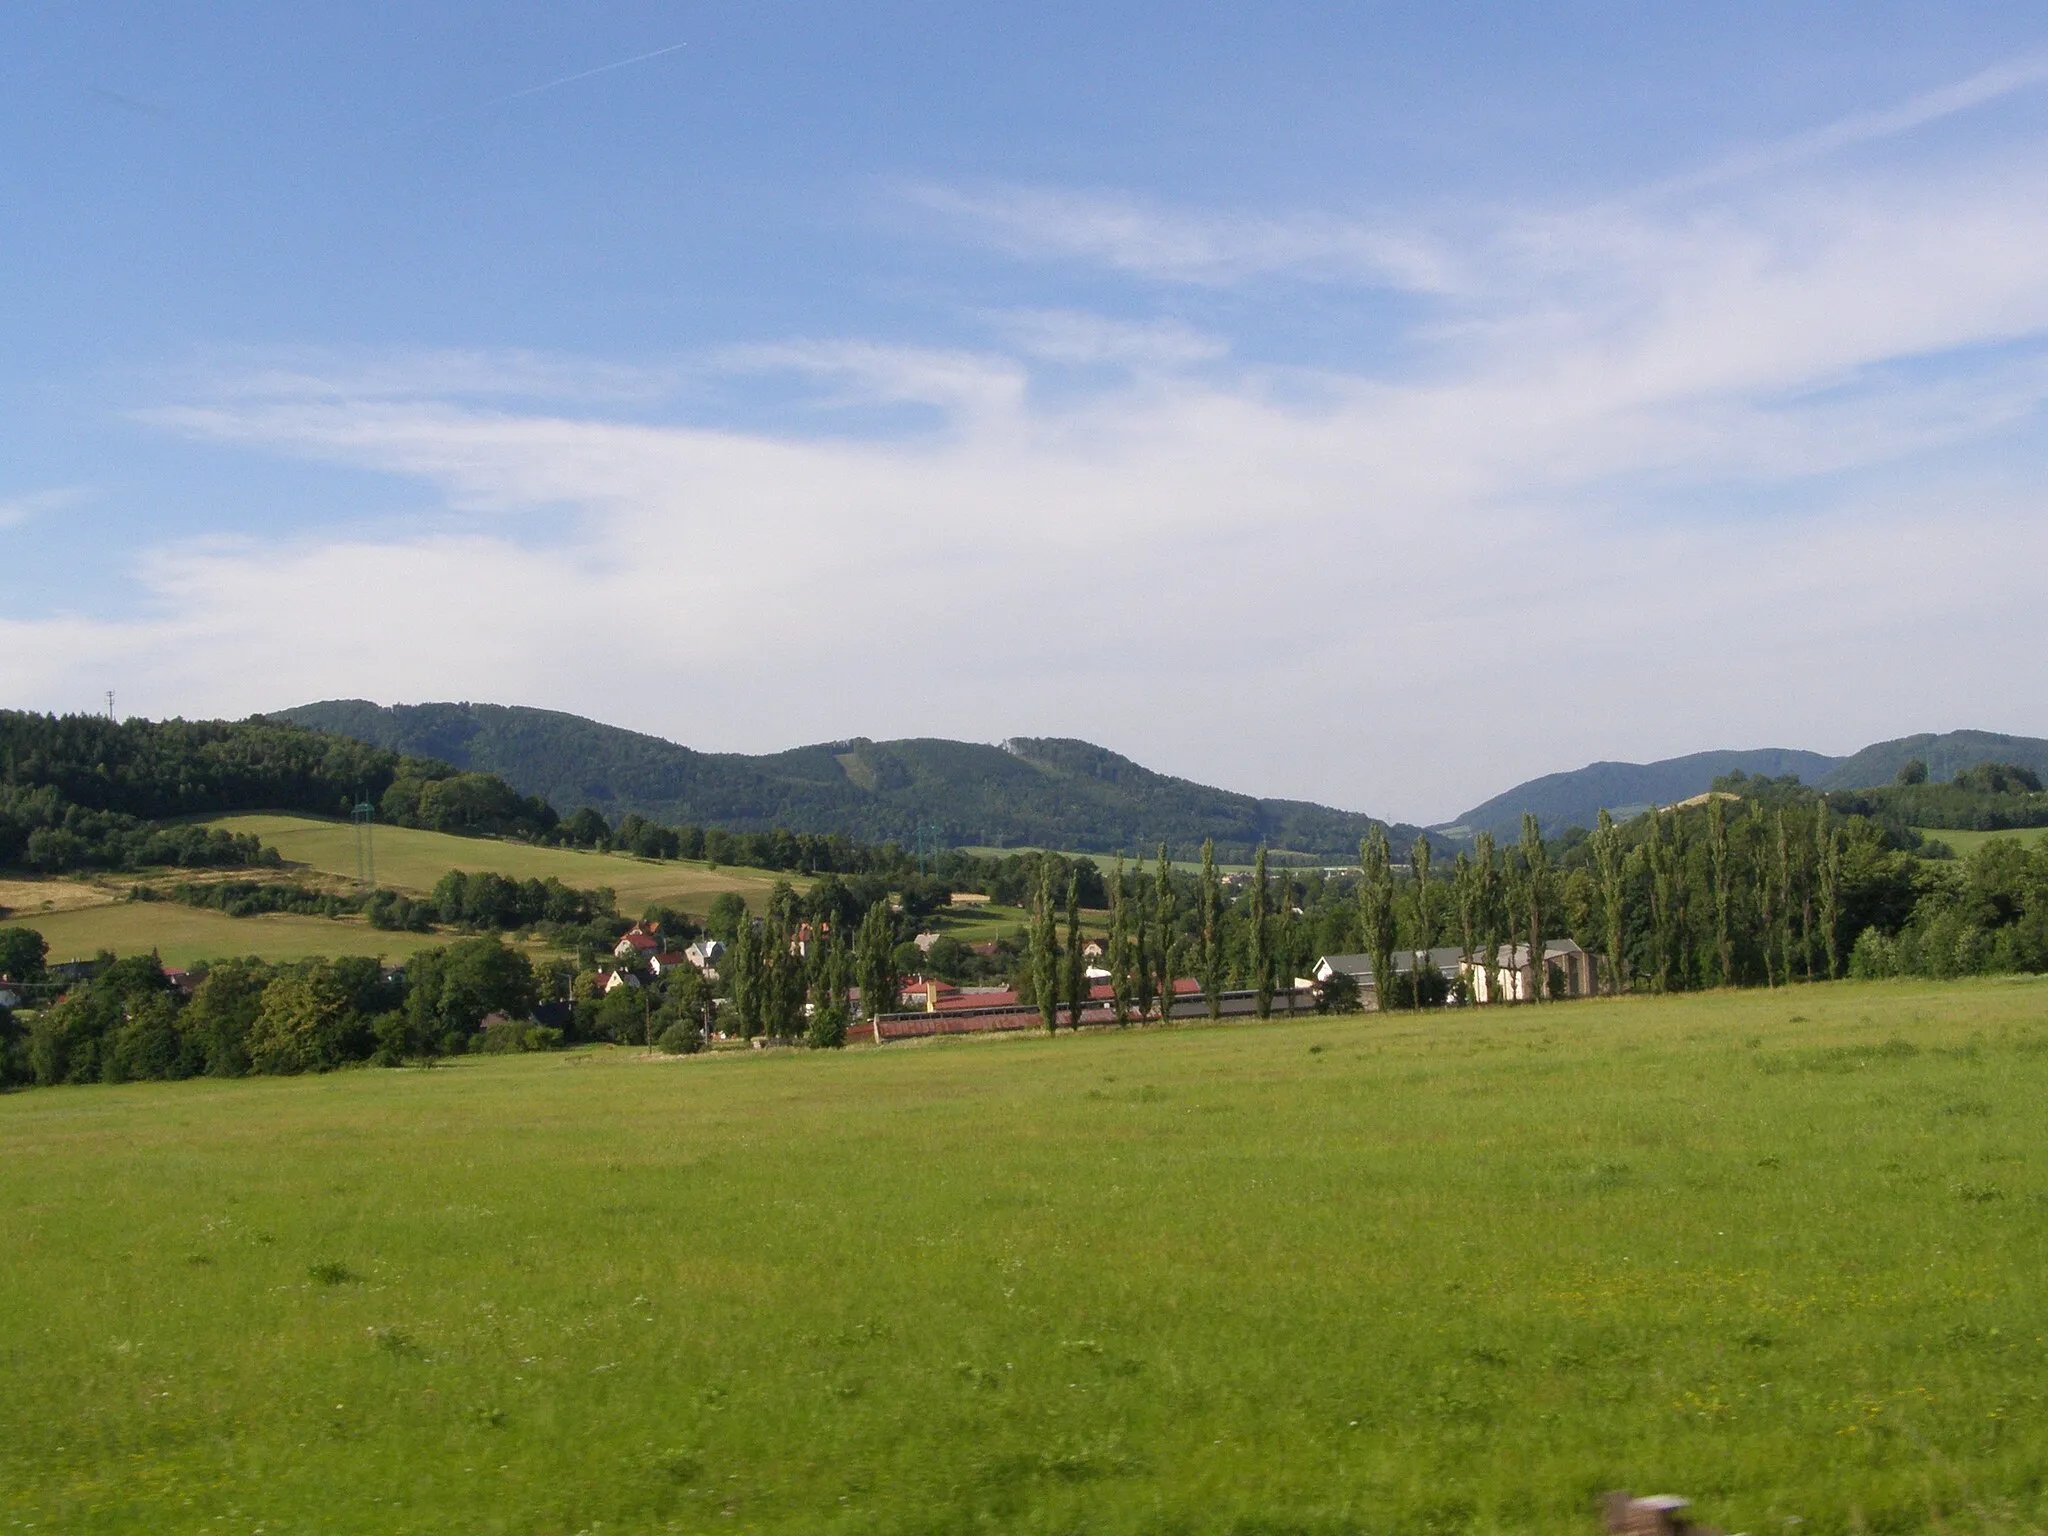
[203,814,798,912]
[0,875,126,918]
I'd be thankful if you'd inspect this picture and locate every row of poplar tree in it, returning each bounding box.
[636,776,2026,1045]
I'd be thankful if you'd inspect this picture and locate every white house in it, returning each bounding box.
[1463,940,1598,1002]
[1312,948,1465,1010]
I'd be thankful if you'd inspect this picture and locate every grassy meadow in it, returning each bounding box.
[4,978,2048,1534]
[1913,827,2048,859]
[20,899,451,970]
[0,818,803,967]
[204,813,798,912]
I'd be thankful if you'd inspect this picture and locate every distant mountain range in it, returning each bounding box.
[277,702,2048,858]
[1440,730,2048,841]
[275,700,1425,862]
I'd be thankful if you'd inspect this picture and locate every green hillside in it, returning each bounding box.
[1817,729,2048,791]
[274,700,1419,860]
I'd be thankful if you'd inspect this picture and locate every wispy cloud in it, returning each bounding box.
[989,310,1228,368]
[1656,53,2048,196]
[907,182,1454,292]
[0,486,91,529]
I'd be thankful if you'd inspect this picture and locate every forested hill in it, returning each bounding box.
[274,700,1418,860]
[1444,729,2048,841]
[0,711,556,872]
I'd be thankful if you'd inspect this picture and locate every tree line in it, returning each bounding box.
[0,711,557,873]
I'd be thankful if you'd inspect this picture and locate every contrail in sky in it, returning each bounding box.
[409,40,688,131]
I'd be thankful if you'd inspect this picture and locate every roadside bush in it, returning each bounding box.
[655,1020,702,1055]
[805,1002,849,1050]
[1317,972,1361,1013]
[475,1018,566,1054]
[1849,928,1900,979]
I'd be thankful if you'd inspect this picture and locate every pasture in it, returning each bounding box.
[1913,827,2048,859]
[204,814,799,913]
[19,898,451,970]
[0,818,806,966]
[3,978,2047,1534]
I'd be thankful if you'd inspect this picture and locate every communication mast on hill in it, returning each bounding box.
[913,822,942,877]
[352,796,376,890]
[105,690,115,721]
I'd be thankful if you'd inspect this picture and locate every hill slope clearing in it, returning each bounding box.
[202,812,795,913]
[4,977,2046,1532]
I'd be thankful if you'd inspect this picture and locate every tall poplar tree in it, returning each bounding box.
[1152,844,1176,1021]
[1473,831,1503,1003]
[1274,871,1298,1014]
[1774,808,1795,986]
[1520,814,1549,1002]
[1132,882,1157,1024]
[1063,869,1085,1030]
[1198,839,1223,1020]
[1750,802,1777,988]
[1707,794,1735,986]
[1409,835,1434,1009]
[853,900,898,1030]
[1249,846,1273,1019]
[1108,857,1133,1027]
[1451,851,1476,984]
[1592,808,1626,995]
[1031,856,1059,1034]
[730,914,761,1039]
[1645,812,1673,992]
[1816,800,1841,980]
[1358,828,1397,1013]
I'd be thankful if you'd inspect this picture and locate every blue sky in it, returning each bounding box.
[5,3,2048,822]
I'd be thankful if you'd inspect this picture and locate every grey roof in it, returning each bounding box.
[1316,947,1467,983]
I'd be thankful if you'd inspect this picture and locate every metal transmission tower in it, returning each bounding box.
[352,798,376,890]
[913,823,943,877]
[105,690,115,721]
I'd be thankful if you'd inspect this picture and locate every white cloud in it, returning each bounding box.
[989,310,1228,369]
[0,485,92,529]
[907,182,1455,292]
[12,65,2048,821]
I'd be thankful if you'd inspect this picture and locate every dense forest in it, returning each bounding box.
[275,699,1426,861]
[0,711,557,871]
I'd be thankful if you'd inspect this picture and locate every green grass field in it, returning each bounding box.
[0,817,807,967]
[5,978,2048,1533]
[22,899,452,969]
[205,814,798,912]
[1913,826,2048,859]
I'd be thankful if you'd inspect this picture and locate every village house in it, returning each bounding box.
[1464,940,1599,1001]
[1312,948,1466,1009]
[1312,942,1599,1006]
[683,938,725,972]
[613,922,663,962]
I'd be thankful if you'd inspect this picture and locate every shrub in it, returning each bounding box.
[655,1020,702,1055]
[805,1004,848,1050]
[1317,972,1361,1013]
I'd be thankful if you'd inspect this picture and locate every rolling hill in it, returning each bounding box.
[274,701,1420,861]
[1442,729,2048,841]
